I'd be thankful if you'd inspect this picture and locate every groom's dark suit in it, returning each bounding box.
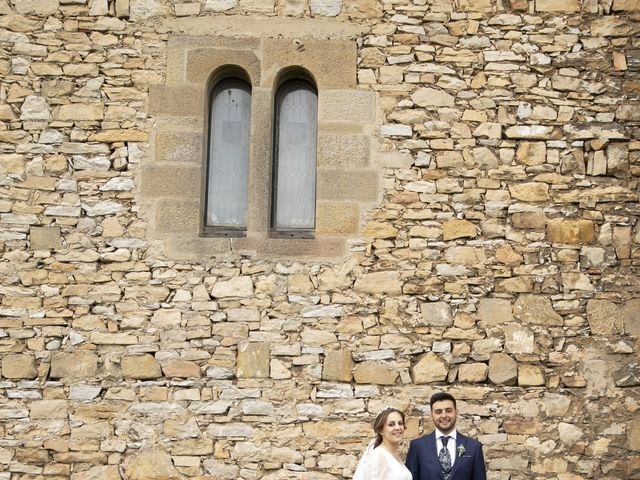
[406,431,486,480]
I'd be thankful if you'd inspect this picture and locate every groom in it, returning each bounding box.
[406,392,486,480]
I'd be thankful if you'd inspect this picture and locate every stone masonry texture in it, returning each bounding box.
[0,0,639,479]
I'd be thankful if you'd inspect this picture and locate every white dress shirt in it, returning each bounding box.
[435,429,457,467]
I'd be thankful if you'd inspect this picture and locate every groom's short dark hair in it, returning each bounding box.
[430,392,457,409]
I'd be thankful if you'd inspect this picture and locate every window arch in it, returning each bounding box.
[204,76,252,236]
[271,77,318,238]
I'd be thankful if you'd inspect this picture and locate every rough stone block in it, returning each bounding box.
[411,87,455,107]
[586,299,624,335]
[535,0,579,11]
[237,342,269,378]
[50,352,98,379]
[504,324,535,354]
[2,354,37,379]
[353,362,398,385]
[211,277,253,298]
[121,355,162,380]
[518,365,545,386]
[30,400,68,419]
[547,218,596,244]
[488,353,518,385]
[323,349,353,382]
[363,221,397,239]
[353,271,401,295]
[477,298,513,325]
[56,103,104,121]
[29,226,61,250]
[420,302,453,327]
[162,360,202,378]
[612,0,640,11]
[509,182,550,202]
[516,141,547,166]
[458,363,488,383]
[411,352,447,384]
[514,294,563,326]
[442,219,477,240]
[123,449,180,480]
[512,210,546,230]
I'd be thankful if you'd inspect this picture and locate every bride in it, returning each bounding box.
[353,407,412,480]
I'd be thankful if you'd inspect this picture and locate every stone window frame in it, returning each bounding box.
[144,36,380,260]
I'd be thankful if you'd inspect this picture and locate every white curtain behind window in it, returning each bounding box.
[207,79,251,228]
[273,80,317,231]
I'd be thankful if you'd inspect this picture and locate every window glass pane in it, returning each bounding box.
[206,79,251,228]
[274,81,317,230]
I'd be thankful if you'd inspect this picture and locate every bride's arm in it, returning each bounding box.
[365,449,390,480]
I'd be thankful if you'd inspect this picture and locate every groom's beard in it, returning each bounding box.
[434,416,456,433]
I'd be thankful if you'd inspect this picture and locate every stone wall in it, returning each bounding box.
[0,0,639,479]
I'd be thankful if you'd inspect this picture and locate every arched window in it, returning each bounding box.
[271,79,318,238]
[205,78,251,235]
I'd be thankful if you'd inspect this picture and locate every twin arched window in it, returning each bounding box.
[205,74,318,238]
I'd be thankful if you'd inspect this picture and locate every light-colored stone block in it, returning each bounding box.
[50,352,98,379]
[323,350,353,382]
[122,355,162,380]
[237,342,269,378]
[29,226,61,250]
[263,39,356,89]
[316,202,359,234]
[2,354,37,379]
[148,85,204,116]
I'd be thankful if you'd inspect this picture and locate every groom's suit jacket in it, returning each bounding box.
[405,431,486,480]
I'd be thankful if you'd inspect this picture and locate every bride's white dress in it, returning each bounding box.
[355,445,412,480]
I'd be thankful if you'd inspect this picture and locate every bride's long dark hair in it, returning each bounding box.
[373,407,406,448]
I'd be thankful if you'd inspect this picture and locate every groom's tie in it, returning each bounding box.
[439,436,452,480]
